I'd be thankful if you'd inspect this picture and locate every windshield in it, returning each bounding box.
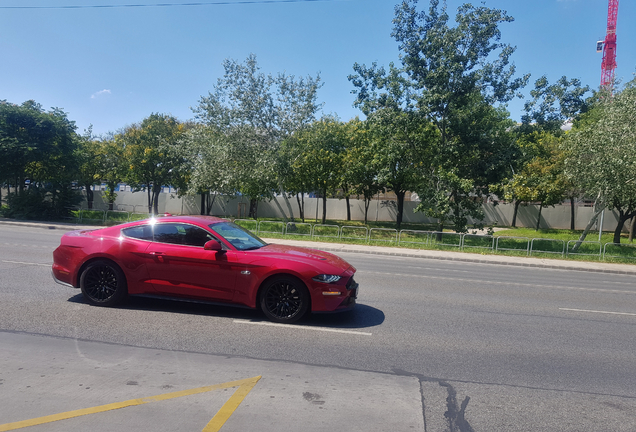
[209,222,267,251]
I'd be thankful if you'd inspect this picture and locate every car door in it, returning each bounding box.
[144,222,238,301]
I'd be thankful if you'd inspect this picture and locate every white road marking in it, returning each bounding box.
[361,271,636,295]
[233,320,372,336]
[2,260,50,266]
[559,308,636,317]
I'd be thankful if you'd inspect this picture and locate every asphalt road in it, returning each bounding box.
[1,223,636,431]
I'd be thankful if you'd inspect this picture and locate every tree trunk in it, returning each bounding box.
[436,221,444,242]
[153,185,161,215]
[296,193,305,222]
[200,193,206,215]
[248,198,258,219]
[511,200,520,228]
[364,197,371,225]
[84,185,94,209]
[321,188,327,225]
[147,187,153,214]
[630,217,636,243]
[396,190,405,231]
[345,196,351,221]
[613,210,636,244]
[106,181,116,211]
[535,202,543,231]
[613,212,626,244]
[570,197,575,231]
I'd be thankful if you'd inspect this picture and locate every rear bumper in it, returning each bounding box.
[51,266,75,288]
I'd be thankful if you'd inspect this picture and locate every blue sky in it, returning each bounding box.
[2,0,635,136]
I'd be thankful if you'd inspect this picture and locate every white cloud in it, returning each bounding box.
[91,89,111,99]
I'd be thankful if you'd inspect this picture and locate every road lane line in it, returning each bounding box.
[559,308,636,317]
[361,271,636,295]
[202,376,261,432]
[233,320,372,336]
[0,376,261,432]
[1,260,50,267]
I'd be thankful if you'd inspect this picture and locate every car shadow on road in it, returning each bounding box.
[67,294,384,329]
[302,304,384,329]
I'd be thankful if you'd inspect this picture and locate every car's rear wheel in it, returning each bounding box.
[259,276,310,323]
[80,260,127,307]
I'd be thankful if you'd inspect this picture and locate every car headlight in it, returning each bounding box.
[312,274,341,284]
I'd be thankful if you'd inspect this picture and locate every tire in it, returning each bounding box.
[80,260,128,307]
[259,276,310,324]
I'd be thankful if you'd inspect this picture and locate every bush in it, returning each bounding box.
[4,185,82,220]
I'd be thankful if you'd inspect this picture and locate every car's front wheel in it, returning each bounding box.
[259,276,310,323]
[80,260,127,307]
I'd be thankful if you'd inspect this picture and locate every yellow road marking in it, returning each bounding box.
[202,375,261,432]
[0,376,261,432]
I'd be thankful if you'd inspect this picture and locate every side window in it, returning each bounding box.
[122,225,153,241]
[153,223,183,245]
[153,223,214,247]
[182,225,215,247]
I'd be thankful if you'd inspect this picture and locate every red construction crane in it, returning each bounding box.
[598,0,619,87]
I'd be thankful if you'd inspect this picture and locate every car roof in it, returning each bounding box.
[117,215,228,230]
[150,215,228,225]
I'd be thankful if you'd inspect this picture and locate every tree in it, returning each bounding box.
[119,114,188,215]
[173,125,230,215]
[417,94,516,232]
[75,127,102,210]
[0,100,78,193]
[99,137,126,211]
[193,54,323,220]
[565,81,636,244]
[342,118,382,224]
[504,133,568,230]
[0,100,81,219]
[367,109,437,230]
[350,0,528,231]
[289,117,347,224]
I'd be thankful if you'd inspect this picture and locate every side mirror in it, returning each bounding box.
[204,239,223,251]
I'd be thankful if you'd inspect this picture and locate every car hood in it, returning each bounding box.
[247,243,354,274]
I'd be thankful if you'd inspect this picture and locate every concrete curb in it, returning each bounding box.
[3,218,636,276]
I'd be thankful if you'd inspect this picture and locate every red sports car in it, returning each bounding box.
[52,215,358,323]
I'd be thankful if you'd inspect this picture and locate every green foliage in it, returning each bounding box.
[0,100,79,189]
[4,186,82,220]
[191,54,323,219]
[522,75,591,134]
[0,99,80,218]
[288,117,347,223]
[341,118,382,223]
[565,79,636,243]
[119,113,188,214]
[349,0,527,232]
[367,108,437,229]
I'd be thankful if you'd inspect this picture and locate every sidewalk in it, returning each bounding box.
[3,218,636,276]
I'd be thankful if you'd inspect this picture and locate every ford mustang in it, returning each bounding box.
[52,215,358,323]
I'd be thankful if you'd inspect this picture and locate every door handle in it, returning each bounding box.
[150,251,165,263]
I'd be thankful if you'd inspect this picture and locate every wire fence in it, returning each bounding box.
[66,213,636,261]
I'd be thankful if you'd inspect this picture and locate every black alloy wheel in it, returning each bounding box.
[80,260,127,307]
[260,276,310,323]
